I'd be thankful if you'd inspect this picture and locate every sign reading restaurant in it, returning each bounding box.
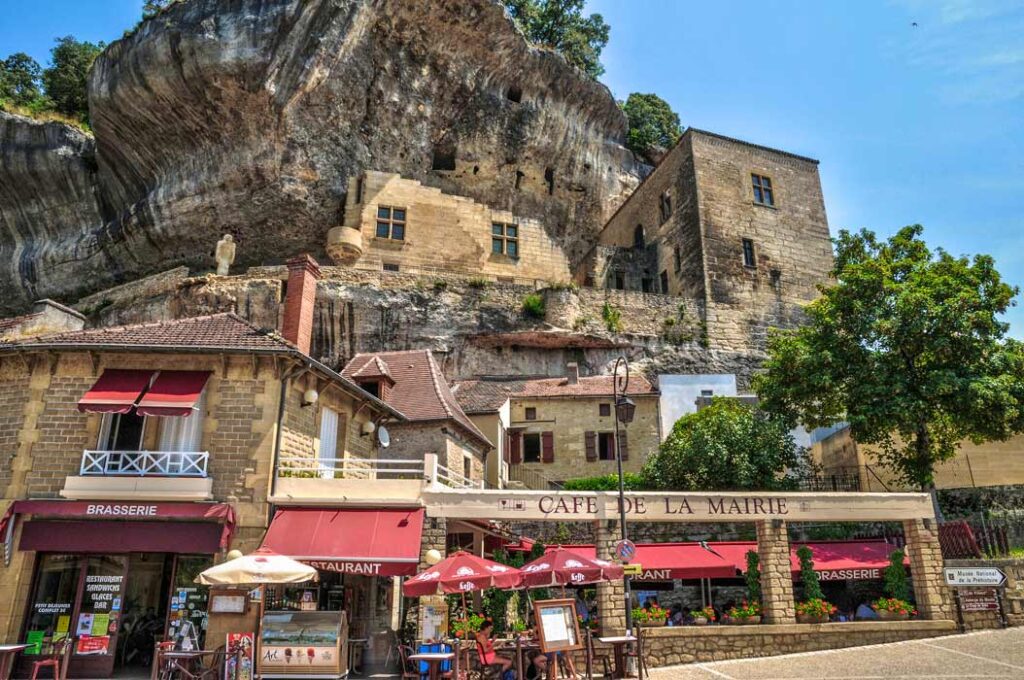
[423,489,935,522]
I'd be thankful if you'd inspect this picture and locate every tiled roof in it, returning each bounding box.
[453,374,659,413]
[351,356,394,382]
[343,350,492,449]
[5,313,295,352]
[0,311,41,337]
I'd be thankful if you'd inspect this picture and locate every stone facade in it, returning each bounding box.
[594,520,627,635]
[946,558,1024,629]
[904,519,954,621]
[757,520,796,624]
[330,171,572,286]
[385,422,487,486]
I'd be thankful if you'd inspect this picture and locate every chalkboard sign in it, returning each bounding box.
[532,599,582,653]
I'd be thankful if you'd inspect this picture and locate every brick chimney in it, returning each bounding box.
[281,254,322,355]
[566,362,579,385]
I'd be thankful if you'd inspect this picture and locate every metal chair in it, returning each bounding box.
[623,629,648,680]
[29,637,73,680]
[585,630,611,679]
[397,645,418,679]
[472,640,505,680]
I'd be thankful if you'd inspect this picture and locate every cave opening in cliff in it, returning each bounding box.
[515,170,525,190]
[545,167,555,195]
[507,86,523,103]
[432,144,457,171]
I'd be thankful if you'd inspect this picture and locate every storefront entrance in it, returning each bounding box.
[19,552,212,678]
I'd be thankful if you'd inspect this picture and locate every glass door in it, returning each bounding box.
[72,555,128,677]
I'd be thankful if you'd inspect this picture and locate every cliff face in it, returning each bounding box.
[0,0,640,313]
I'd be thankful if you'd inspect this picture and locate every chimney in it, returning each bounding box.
[281,254,322,355]
[566,362,579,385]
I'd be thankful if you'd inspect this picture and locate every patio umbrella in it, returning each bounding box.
[402,551,523,597]
[195,548,317,585]
[521,547,624,588]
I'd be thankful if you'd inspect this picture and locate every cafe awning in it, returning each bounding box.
[77,369,155,414]
[565,543,738,580]
[136,370,212,417]
[714,540,907,581]
[260,508,425,577]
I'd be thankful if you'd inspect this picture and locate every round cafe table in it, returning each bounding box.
[0,644,28,680]
[407,651,454,680]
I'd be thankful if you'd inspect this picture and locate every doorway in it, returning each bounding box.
[117,554,172,672]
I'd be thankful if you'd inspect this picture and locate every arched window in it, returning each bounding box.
[633,224,645,249]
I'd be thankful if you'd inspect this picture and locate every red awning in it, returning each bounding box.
[261,508,425,577]
[77,369,155,414]
[20,520,223,553]
[716,540,907,581]
[136,371,212,417]
[565,543,738,580]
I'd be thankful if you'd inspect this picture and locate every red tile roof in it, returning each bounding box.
[343,350,492,449]
[453,374,658,414]
[351,356,394,382]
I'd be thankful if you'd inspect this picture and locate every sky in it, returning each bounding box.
[2,0,1022,335]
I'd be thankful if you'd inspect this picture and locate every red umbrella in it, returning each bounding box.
[521,547,624,588]
[403,551,523,597]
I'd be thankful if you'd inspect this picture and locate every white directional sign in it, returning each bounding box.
[944,567,1006,587]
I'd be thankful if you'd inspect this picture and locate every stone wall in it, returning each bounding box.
[384,422,487,486]
[946,558,1024,629]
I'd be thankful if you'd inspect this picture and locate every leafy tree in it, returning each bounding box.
[0,53,43,106]
[642,398,805,491]
[621,93,681,161]
[754,226,1024,495]
[796,546,823,601]
[883,549,911,601]
[42,36,104,120]
[503,0,610,79]
[744,550,761,603]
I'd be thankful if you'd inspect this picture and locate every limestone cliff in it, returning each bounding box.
[0,0,640,314]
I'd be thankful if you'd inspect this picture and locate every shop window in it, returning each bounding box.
[523,433,542,463]
[375,206,406,240]
[525,407,537,421]
[492,223,519,258]
[23,554,79,654]
[599,403,611,417]
[742,238,756,268]
[598,432,616,461]
[752,173,775,206]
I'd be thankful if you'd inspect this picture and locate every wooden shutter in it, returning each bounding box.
[509,431,522,465]
[585,431,597,462]
[541,432,554,463]
[619,430,629,461]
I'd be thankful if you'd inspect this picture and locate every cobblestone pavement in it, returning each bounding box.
[648,627,1024,679]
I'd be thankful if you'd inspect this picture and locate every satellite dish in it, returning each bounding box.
[377,425,391,448]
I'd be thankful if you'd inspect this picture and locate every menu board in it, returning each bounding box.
[533,599,582,653]
[258,611,348,678]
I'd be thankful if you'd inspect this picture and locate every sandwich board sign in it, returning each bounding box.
[944,567,1006,588]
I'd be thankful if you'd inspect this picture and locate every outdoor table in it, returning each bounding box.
[348,638,368,674]
[157,649,236,680]
[597,635,636,679]
[408,651,454,680]
[0,644,28,680]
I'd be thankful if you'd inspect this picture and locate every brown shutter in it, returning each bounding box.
[585,431,597,462]
[509,432,522,465]
[541,431,555,463]
[619,431,629,461]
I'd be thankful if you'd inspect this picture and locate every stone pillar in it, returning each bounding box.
[756,520,795,624]
[417,517,449,640]
[904,518,953,620]
[594,520,627,635]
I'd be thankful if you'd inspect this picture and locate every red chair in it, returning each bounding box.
[29,636,73,680]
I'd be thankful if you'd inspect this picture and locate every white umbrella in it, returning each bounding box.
[195,548,317,585]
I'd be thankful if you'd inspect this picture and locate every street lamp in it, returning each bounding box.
[611,356,635,634]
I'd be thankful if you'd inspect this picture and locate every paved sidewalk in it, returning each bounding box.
[648,627,1024,679]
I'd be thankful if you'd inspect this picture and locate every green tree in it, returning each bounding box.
[503,0,610,79]
[754,226,1024,496]
[42,36,104,120]
[641,398,806,491]
[621,93,681,161]
[0,53,43,107]
[744,550,761,603]
[796,546,823,601]
[883,550,911,601]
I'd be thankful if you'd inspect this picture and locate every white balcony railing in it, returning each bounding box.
[80,450,209,477]
[276,454,483,489]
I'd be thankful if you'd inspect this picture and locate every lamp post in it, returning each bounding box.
[612,356,636,634]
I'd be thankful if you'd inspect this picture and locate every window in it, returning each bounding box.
[701,389,714,397]
[98,412,146,451]
[752,174,774,206]
[318,407,341,476]
[742,238,756,268]
[614,274,625,290]
[523,433,541,463]
[660,270,669,294]
[674,246,682,273]
[157,390,207,452]
[492,223,519,258]
[633,224,645,249]
[524,407,537,421]
[382,262,400,273]
[463,455,473,480]
[599,404,611,417]
[598,432,615,461]
[641,278,652,293]
[375,206,406,240]
[660,192,673,222]
[23,554,79,652]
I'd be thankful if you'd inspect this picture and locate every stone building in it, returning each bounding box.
[582,128,834,353]
[327,171,572,285]
[453,363,661,486]
[341,349,492,487]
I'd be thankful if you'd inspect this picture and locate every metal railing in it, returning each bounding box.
[436,464,485,490]
[507,464,564,491]
[80,450,209,477]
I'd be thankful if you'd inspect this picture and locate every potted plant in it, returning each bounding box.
[450,613,485,639]
[726,601,761,625]
[872,597,916,621]
[577,615,599,632]
[795,597,837,624]
[690,606,715,626]
[632,605,668,627]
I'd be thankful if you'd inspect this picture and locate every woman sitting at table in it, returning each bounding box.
[474,620,514,674]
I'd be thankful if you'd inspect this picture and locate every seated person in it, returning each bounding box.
[525,650,548,680]
[474,620,513,674]
[855,601,879,620]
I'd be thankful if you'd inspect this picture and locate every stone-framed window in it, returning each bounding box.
[376,206,406,240]
[659,191,673,223]
[599,403,611,417]
[742,238,756,268]
[492,223,519,258]
[525,407,537,421]
[598,432,615,461]
[523,432,542,463]
[751,174,775,207]
[382,262,400,273]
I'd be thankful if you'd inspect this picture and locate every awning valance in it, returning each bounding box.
[136,370,211,417]
[19,520,223,554]
[261,508,425,577]
[566,543,737,580]
[77,369,155,414]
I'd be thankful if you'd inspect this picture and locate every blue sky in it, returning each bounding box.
[3,0,1023,335]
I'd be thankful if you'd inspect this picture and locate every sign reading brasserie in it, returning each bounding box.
[424,489,934,522]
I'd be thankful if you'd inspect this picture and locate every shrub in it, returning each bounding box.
[726,601,760,619]
[796,545,824,601]
[467,277,490,289]
[433,279,448,291]
[561,473,646,491]
[690,606,715,621]
[602,301,623,332]
[744,550,761,603]
[883,549,911,601]
[872,597,916,617]
[795,598,837,618]
[522,293,545,319]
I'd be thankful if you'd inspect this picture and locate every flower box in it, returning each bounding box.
[727,616,761,625]
[796,613,829,624]
[877,609,909,621]
[692,617,709,626]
